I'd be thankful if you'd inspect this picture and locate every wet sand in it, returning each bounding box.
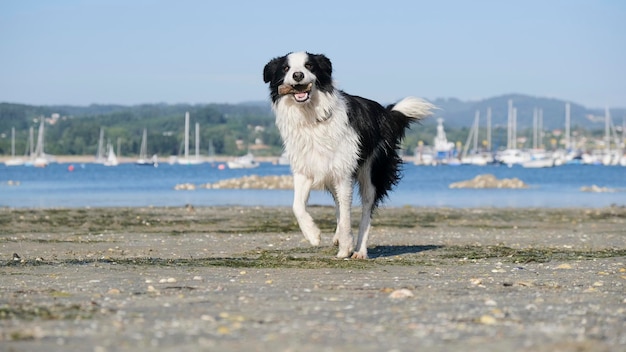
[1,206,625,351]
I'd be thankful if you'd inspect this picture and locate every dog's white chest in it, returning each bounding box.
[275,105,360,184]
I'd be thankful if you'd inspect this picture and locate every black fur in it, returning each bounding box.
[343,95,411,207]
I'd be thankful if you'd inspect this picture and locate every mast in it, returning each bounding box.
[34,118,45,158]
[605,107,610,153]
[195,122,200,161]
[507,100,513,149]
[97,128,105,161]
[486,107,491,151]
[512,107,517,149]
[29,127,34,157]
[140,128,148,158]
[184,111,190,159]
[473,110,479,152]
[461,110,479,159]
[533,108,538,150]
[537,108,545,149]
[11,127,16,158]
[565,102,571,150]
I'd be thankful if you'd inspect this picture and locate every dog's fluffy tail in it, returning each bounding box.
[388,97,435,121]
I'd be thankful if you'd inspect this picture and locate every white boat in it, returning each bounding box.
[104,143,118,166]
[207,139,216,164]
[177,112,203,165]
[496,149,531,166]
[461,153,494,166]
[413,145,435,166]
[95,128,106,164]
[429,118,458,165]
[227,152,259,169]
[460,110,494,166]
[277,151,290,165]
[136,128,158,166]
[30,118,54,167]
[5,127,25,166]
[600,107,624,166]
[521,156,555,168]
[137,154,158,167]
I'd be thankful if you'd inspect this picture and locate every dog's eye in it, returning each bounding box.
[283,65,290,73]
[305,63,313,70]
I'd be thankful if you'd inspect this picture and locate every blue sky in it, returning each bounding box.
[1,0,624,108]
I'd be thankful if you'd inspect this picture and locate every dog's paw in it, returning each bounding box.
[350,251,369,260]
[304,231,321,246]
[309,237,320,246]
[336,248,352,259]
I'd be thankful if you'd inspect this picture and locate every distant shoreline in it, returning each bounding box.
[0,155,421,164]
[0,155,288,164]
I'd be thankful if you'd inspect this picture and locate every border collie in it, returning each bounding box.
[263,52,434,259]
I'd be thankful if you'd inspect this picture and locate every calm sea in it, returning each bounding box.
[1,162,625,209]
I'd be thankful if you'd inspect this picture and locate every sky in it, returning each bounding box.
[1,0,624,108]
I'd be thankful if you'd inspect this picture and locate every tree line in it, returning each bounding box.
[0,101,615,158]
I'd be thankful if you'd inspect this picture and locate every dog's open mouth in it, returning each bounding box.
[278,83,313,102]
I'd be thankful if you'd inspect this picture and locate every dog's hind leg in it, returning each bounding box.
[292,173,321,246]
[352,174,376,259]
[329,189,341,246]
[332,178,355,258]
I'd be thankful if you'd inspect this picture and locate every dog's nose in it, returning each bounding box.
[292,71,304,82]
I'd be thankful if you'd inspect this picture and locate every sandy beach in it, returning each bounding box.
[1,206,625,351]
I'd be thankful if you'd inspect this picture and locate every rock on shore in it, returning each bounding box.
[173,175,296,190]
[205,175,294,189]
[580,185,617,193]
[449,174,529,189]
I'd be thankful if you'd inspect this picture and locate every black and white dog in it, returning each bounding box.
[263,52,433,259]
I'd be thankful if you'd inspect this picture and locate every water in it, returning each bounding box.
[1,162,624,208]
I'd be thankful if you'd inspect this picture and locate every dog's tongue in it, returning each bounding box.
[294,92,309,102]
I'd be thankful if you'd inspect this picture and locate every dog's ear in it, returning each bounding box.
[310,53,332,77]
[263,57,282,83]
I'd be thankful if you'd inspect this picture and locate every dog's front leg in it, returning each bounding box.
[333,179,354,258]
[292,173,320,246]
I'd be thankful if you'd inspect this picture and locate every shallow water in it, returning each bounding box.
[1,162,624,208]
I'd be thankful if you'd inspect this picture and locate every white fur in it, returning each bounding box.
[392,96,436,121]
[274,91,360,186]
[283,52,316,86]
[273,88,360,258]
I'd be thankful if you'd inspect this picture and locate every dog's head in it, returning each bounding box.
[263,52,333,104]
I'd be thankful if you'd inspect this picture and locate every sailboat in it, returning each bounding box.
[460,110,493,166]
[4,127,25,166]
[227,152,259,169]
[496,100,530,166]
[95,128,106,164]
[31,118,53,167]
[136,128,158,166]
[522,108,555,168]
[177,112,203,165]
[104,142,119,166]
[601,107,622,166]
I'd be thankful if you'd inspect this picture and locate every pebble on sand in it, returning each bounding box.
[388,288,414,299]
